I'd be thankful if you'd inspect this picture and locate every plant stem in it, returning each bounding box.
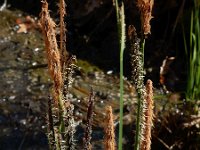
[119,36,124,150]
[113,0,126,149]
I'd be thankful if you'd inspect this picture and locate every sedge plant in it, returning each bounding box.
[40,0,155,149]
[40,1,76,149]
[128,26,155,150]
[183,0,200,101]
[113,0,126,149]
[133,0,154,150]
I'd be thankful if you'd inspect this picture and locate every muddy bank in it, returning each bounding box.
[0,9,50,149]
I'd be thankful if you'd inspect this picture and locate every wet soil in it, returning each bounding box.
[0,9,50,150]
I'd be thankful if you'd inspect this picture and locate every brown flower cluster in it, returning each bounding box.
[137,0,154,35]
[140,79,154,150]
[104,106,116,150]
[40,1,63,103]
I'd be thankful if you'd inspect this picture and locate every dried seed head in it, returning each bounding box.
[104,106,116,150]
[137,0,154,35]
[140,79,154,150]
[40,1,63,102]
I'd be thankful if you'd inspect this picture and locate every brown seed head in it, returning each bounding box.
[104,106,116,150]
[137,0,154,35]
[40,1,63,102]
[140,79,154,150]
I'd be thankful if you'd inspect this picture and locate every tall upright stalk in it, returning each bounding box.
[113,0,126,149]
[135,38,145,150]
[133,0,154,149]
[128,26,145,150]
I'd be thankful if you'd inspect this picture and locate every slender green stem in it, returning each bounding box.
[55,129,61,150]
[113,0,126,149]
[119,25,125,150]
